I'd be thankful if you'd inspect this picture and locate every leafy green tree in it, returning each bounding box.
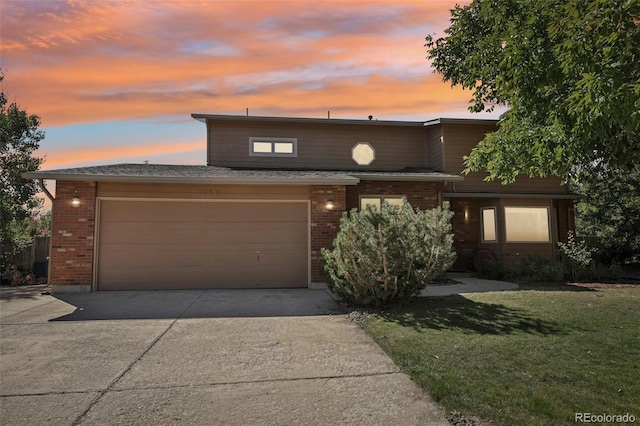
[0,70,45,257]
[574,164,640,265]
[425,0,640,183]
[322,202,456,307]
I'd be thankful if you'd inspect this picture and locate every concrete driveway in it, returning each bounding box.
[0,286,448,425]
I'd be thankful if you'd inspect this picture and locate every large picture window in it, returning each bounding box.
[504,207,551,242]
[249,137,297,157]
[360,196,405,211]
[481,207,497,242]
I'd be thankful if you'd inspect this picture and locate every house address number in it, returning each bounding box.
[198,188,220,196]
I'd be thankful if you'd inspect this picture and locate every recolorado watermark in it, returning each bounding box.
[575,412,636,423]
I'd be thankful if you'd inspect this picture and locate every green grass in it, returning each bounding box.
[363,285,640,426]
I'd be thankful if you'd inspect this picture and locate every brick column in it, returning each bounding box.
[50,181,97,293]
[310,185,346,285]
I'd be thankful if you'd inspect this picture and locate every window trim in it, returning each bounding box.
[504,206,552,243]
[480,207,498,243]
[249,137,297,157]
[359,195,406,210]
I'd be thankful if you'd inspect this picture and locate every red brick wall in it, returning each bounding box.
[346,180,442,211]
[50,181,96,289]
[310,185,346,283]
[449,198,479,270]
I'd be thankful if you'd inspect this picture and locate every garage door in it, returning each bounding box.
[96,200,308,290]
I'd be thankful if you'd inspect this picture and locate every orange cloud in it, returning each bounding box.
[40,140,205,169]
[1,0,477,128]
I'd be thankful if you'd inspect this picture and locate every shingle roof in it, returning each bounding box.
[23,163,463,184]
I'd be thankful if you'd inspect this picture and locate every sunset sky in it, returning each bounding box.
[2,0,502,177]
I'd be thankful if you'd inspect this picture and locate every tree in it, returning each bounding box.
[0,70,45,257]
[425,0,640,183]
[574,164,640,265]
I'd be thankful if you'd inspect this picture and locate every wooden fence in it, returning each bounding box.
[1,237,50,277]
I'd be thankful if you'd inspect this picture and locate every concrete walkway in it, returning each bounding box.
[422,273,519,297]
[0,287,449,425]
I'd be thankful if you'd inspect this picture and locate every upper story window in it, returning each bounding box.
[352,142,375,166]
[249,137,297,157]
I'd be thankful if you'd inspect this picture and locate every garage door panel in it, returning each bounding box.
[100,246,207,267]
[205,203,306,222]
[103,201,208,222]
[97,200,308,290]
[206,223,308,245]
[100,224,207,245]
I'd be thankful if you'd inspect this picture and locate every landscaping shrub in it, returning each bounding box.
[473,249,504,280]
[558,231,598,281]
[505,255,567,283]
[322,201,456,307]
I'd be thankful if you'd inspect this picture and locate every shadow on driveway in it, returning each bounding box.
[51,289,345,321]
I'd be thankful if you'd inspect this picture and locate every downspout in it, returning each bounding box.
[38,179,55,203]
[38,179,54,292]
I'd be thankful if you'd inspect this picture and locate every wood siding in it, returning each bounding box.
[442,123,569,194]
[424,126,444,171]
[207,119,428,171]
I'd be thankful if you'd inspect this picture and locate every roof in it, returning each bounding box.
[192,113,423,127]
[423,118,499,126]
[22,163,463,185]
[192,113,499,128]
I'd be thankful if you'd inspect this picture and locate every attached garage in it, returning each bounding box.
[96,199,309,290]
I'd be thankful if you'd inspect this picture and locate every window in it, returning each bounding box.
[352,142,375,166]
[360,196,405,210]
[481,207,497,242]
[249,137,297,157]
[504,207,551,242]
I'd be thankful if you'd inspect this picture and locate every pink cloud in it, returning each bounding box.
[1,0,478,128]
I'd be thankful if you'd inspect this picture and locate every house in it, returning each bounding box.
[24,114,577,293]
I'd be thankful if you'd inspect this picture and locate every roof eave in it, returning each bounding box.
[424,118,499,127]
[352,173,464,182]
[444,191,581,199]
[22,172,359,186]
[191,113,425,127]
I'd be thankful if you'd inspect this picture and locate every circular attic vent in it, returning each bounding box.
[352,142,375,166]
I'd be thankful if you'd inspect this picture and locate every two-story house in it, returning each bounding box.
[24,114,577,293]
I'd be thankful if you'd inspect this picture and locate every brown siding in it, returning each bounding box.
[442,123,569,194]
[207,119,427,171]
[424,126,444,171]
[97,182,310,200]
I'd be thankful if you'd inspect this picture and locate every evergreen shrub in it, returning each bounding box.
[322,202,456,307]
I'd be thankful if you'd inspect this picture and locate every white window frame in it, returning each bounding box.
[504,206,551,243]
[481,207,498,243]
[359,195,406,211]
[249,137,297,157]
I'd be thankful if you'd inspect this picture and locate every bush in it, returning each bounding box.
[505,255,567,284]
[322,201,456,307]
[558,231,597,281]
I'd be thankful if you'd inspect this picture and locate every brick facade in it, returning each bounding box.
[50,181,96,291]
[448,198,480,270]
[310,185,346,283]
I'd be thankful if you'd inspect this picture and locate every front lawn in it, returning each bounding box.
[363,285,640,425]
